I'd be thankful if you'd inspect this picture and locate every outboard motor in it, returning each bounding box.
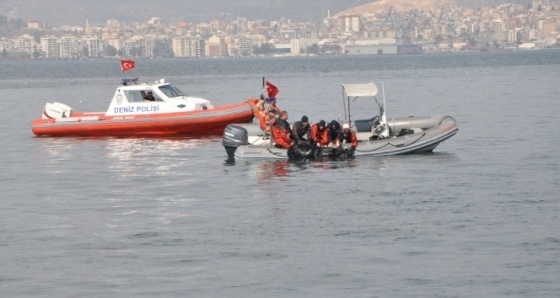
[42,102,73,119]
[223,124,249,158]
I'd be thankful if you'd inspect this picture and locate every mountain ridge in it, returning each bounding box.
[335,0,459,17]
[0,0,546,26]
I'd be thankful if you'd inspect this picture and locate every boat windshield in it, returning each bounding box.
[158,84,185,98]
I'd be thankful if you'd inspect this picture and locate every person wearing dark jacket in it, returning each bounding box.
[327,120,342,147]
[143,91,156,101]
[292,115,311,144]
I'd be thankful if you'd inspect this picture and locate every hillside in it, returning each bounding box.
[0,0,553,26]
[332,0,555,17]
[334,0,459,17]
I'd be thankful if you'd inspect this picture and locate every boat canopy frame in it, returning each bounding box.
[341,82,385,127]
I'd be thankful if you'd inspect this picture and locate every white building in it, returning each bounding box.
[342,15,361,33]
[290,38,320,54]
[41,35,60,58]
[172,37,202,57]
[83,36,104,57]
[59,35,80,58]
[13,34,37,55]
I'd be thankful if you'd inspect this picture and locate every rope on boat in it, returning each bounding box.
[354,132,427,153]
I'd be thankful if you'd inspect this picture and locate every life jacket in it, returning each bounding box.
[293,121,310,141]
[328,120,342,143]
[341,129,358,148]
[272,118,293,149]
[311,123,329,146]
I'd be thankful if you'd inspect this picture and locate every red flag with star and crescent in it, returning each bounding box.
[265,81,279,99]
[120,60,135,72]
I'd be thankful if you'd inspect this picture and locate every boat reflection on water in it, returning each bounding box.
[258,160,292,179]
[106,137,220,179]
[225,157,361,181]
[36,136,218,177]
[225,152,459,182]
[308,159,359,172]
[104,136,208,160]
[223,159,294,181]
[35,137,84,160]
[38,135,212,157]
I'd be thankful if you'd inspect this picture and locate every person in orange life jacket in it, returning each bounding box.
[266,110,276,129]
[327,120,342,148]
[265,95,278,128]
[340,128,359,149]
[311,120,329,147]
[264,93,282,116]
[271,110,295,150]
[255,99,268,131]
[292,115,311,144]
[256,98,276,132]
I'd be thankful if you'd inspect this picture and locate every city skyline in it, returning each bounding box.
[1,0,559,60]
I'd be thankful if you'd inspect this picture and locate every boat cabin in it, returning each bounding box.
[105,78,213,116]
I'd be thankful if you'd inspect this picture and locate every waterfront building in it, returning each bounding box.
[172,37,203,58]
[41,35,60,59]
[59,35,80,59]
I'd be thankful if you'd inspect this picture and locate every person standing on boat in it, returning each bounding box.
[272,110,295,150]
[327,120,342,148]
[144,91,156,101]
[311,120,329,147]
[340,128,358,150]
[255,98,271,132]
[292,115,311,145]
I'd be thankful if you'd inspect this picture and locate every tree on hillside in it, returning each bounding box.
[33,49,41,59]
[306,44,320,54]
[254,43,275,55]
[33,32,41,43]
[105,44,117,57]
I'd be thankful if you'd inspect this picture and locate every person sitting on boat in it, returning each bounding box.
[311,120,329,147]
[271,110,295,150]
[327,120,342,148]
[340,128,358,150]
[143,91,156,101]
[292,115,311,144]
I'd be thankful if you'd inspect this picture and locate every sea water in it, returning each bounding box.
[1,50,559,297]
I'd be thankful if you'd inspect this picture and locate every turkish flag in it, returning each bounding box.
[265,81,279,99]
[120,60,135,72]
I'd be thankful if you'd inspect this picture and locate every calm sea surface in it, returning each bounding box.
[1,51,560,297]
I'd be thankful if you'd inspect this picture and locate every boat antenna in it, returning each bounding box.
[260,76,265,100]
[381,82,386,114]
[378,81,390,139]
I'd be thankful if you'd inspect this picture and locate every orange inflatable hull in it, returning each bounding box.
[32,100,257,137]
